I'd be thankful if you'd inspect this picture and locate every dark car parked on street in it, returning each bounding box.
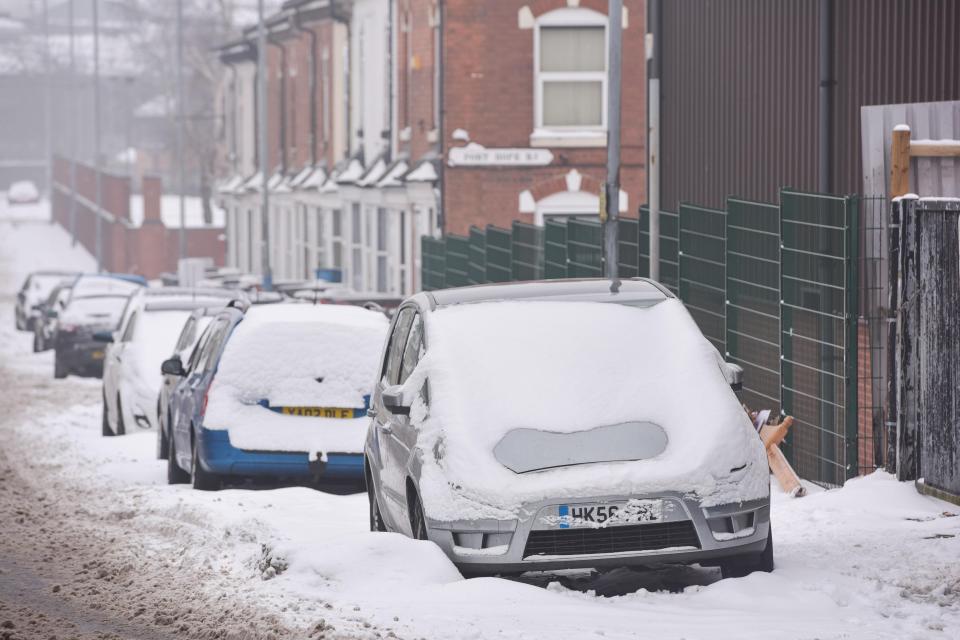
[32,280,76,352]
[15,270,80,331]
[51,275,143,379]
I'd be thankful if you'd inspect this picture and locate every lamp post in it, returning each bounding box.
[93,0,103,272]
[603,0,624,279]
[257,0,272,289]
[177,0,186,259]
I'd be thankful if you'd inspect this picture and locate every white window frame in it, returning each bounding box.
[532,7,608,148]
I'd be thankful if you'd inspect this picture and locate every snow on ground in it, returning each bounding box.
[1,208,959,639]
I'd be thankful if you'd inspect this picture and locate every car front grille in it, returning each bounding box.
[523,520,701,558]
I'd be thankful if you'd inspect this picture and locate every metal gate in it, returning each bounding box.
[639,205,679,293]
[444,234,471,288]
[779,190,859,486]
[468,226,487,285]
[485,225,512,283]
[544,218,568,279]
[566,218,603,278]
[512,221,544,281]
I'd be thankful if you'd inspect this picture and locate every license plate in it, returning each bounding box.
[280,406,355,418]
[90,351,105,360]
[556,499,664,529]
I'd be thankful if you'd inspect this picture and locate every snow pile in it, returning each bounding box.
[204,304,388,455]
[409,299,768,520]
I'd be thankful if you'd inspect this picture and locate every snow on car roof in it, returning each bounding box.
[427,278,670,308]
[409,298,768,521]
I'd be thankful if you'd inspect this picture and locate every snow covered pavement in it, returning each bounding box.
[1,209,959,640]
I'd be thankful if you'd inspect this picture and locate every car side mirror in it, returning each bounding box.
[46,308,58,319]
[92,330,114,343]
[161,357,185,377]
[382,384,411,416]
[726,362,744,392]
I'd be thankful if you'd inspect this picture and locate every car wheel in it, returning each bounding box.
[409,489,428,541]
[115,395,126,436]
[167,434,190,485]
[367,472,387,533]
[720,526,774,579]
[190,436,219,491]
[15,313,24,331]
[101,393,114,437]
[157,403,170,460]
[53,352,68,379]
[32,328,41,352]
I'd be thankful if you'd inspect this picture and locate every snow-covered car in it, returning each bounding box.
[364,279,773,578]
[164,303,389,490]
[33,280,75,352]
[98,288,240,437]
[15,270,79,331]
[52,275,143,379]
[6,180,40,204]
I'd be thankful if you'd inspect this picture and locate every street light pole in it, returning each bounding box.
[176,0,186,259]
[93,0,103,272]
[647,0,661,281]
[68,0,77,245]
[257,0,272,289]
[42,0,51,202]
[603,0,623,280]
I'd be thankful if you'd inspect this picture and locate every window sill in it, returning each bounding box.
[530,129,606,148]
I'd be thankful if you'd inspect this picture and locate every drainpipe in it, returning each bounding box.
[292,11,319,166]
[437,0,445,234]
[267,31,289,174]
[223,60,239,175]
[818,0,832,193]
[647,0,660,280]
[386,0,394,161]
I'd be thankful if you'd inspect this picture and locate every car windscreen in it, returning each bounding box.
[64,296,129,317]
[129,310,193,384]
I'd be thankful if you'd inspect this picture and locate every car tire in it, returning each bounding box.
[115,394,126,436]
[53,352,68,379]
[15,313,25,331]
[190,435,219,491]
[408,489,428,541]
[367,471,387,533]
[101,393,114,437]
[720,527,774,579]
[157,403,170,460]
[167,436,190,485]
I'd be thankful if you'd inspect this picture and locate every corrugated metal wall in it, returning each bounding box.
[660,0,960,210]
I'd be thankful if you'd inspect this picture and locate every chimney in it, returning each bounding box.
[142,175,163,224]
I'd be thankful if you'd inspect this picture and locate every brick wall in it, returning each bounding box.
[439,0,647,235]
[51,157,225,279]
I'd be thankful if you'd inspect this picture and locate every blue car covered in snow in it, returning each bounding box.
[162,300,389,490]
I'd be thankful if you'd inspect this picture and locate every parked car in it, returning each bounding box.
[164,302,388,490]
[289,287,403,313]
[99,288,239,437]
[15,270,79,331]
[364,279,772,579]
[6,180,40,204]
[32,280,75,352]
[157,306,232,458]
[52,275,143,379]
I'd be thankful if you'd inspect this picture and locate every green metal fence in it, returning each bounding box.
[617,217,640,278]
[468,226,487,285]
[779,190,859,486]
[679,203,727,354]
[485,225,512,283]
[639,206,679,293]
[421,236,446,291]
[544,218,568,279]
[566,218,604,278]
[444,234,471,288]
[512,221,544,281]
[726,198,781,415]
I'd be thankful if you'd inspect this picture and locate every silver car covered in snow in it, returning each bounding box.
[364,279,773,578]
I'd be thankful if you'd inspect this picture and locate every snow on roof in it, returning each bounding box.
[128,195,225,229]
[376,160,410,189]
[336,158,365,184]
[289,166,316,189]
[217,174,246,195]
[358,157,388,187]
[134,94,174,119]
[268,171,292,193]
[299,167,328,190]
[893,123,912,132]
[405,159,439,183]
[409,298,768,521]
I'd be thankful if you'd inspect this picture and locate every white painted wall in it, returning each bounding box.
[350,0,390,163]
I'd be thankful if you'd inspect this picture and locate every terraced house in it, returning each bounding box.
[215,0,646,295]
